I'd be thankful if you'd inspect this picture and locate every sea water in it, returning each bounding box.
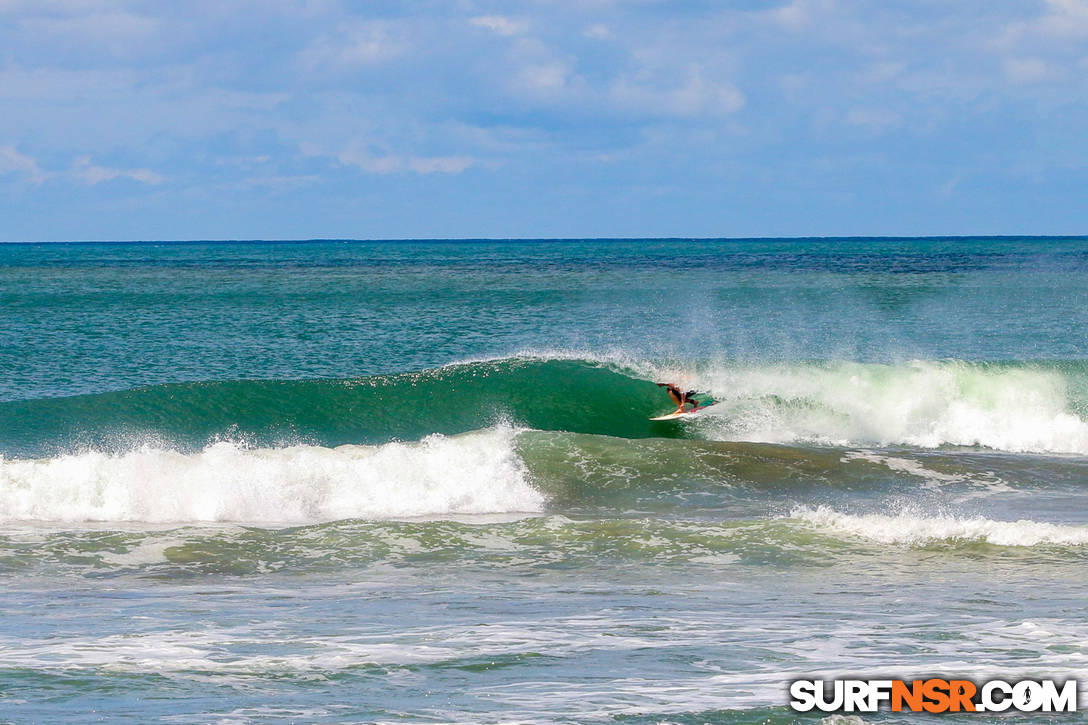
[1,238,1087,723]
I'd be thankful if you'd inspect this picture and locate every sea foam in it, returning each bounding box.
[793,505,1088,547]
[0,426,543,524]
[677,359,1088,454]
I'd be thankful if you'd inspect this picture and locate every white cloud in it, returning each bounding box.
[502,37,585,101]
[856,61,905,85]
[337,144,474,175]
[453,123,550,154]
[469,15,528,37]
[1035,0,1088,38]
[0,66,137,102]
[844,107,901,131]
[0,0,118,10]
[611,69,744,117]
[1,149,166,186]
[340,151,400,174]
[939,173,962,198]
[406,156,475,174]
[297,22,404,70]
[71,156,164,185]
[584,23,610,39]
[998,0,1088,49]
[1003,57,1054,83]
[765,0,835,31]
[0,145,46,184]
[516,62,573,94]
[18,11,158,42]
[230,174,320,191]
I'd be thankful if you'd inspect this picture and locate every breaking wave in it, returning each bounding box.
[2,356,1087,457]
[0,426,542,524]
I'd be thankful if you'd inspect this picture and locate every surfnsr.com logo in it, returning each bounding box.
[789,678,1077,713]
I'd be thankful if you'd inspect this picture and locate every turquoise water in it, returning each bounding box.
[2,238,1088,723]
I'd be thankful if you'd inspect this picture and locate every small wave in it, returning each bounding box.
[792,505,1088,547]
[0,426,543,524]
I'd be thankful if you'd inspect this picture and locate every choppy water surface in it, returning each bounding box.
[1,238,1087,723]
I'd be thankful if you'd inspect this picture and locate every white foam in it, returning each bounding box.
[0,426,544,524]
[841,451,966,484]
[680,359,1088,454]
[839,451,1014,498]
[793,505,1088,547]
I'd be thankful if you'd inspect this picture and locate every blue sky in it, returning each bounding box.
[1,0,1086,240]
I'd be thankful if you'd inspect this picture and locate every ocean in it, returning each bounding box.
[1,237,1087,723]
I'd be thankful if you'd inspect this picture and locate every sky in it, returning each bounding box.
[1,0,1086,241]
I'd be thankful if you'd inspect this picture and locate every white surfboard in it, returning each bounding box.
[649,401,718,421]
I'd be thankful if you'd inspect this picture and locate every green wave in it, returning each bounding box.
[0,358,681,456]
[6,355,1088,457]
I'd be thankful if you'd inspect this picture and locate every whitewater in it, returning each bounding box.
[2,237,1088,724]
[0,427,542,523]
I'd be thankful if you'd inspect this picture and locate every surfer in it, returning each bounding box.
[657,382,702,415]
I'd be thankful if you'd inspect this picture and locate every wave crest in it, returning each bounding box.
[682,359,1088,454]
[0,427,543,524]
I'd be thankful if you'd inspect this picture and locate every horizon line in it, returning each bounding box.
[2,234,1086,246]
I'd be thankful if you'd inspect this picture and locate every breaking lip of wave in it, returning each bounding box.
[590,353,1088,455]
[0,426,544,525]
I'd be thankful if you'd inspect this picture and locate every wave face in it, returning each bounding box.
[0,427,542,523]
[0,358,666,457]
[4,356,1088,456]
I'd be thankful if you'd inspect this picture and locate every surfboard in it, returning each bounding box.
[649,401,718,421]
